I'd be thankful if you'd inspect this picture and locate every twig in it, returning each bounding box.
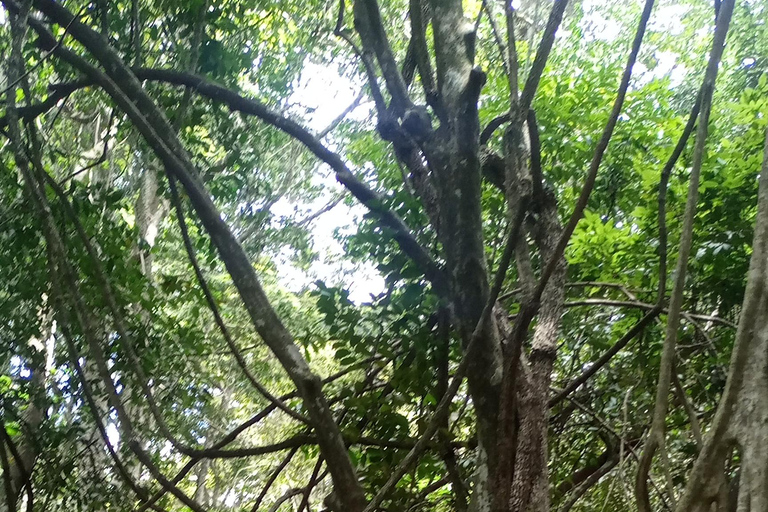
[267,488,304,512]
[248,447,299,512]
[167,174,311,424]
[560,299,735,328]
[0,5,86,98]
[297,458,324,512]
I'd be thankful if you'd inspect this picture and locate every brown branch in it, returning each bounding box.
[555,437,616,498]
[559,455,619,512]
[267,488,304,512]
[672,366,703,449]
[408,0,435,100]
[333,0,388,116]
[656,85,704,301]
[355,0,413,116]
[533,0,655,306]
[18,2,367,508]
[480,0,510,82]
[505,2,519,108]
[549,309,660,407]
[0,425,17,512]
[297,458,324,512]
[479,0,571,144]
[248,447,299,512]
[636,1,734,508]
[316,87,365,139]
[89,67,445,291]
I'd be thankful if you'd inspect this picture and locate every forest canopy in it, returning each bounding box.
[1,0,768,511]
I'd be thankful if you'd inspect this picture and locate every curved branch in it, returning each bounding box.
[47,67,447,295]
[167,174,310,424]
[267,488,304,512]
[17,2,367,509]
[408,0,435,99]
[657,84,704,301]
[479,0,571,144]
[636,1,734,508]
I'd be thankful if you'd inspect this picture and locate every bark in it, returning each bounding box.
[510,200,565,512]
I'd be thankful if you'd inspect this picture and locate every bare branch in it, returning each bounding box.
[479,0,571,144]
[46,66,446,294]
[248,447,299,512]
[15,1,367,508]
[354,0,413,115]
[533,0,655,306]
[636,1,734,507]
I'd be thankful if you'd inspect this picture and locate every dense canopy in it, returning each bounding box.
[1,0,768,511]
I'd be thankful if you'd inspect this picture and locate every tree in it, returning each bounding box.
[1,0,768,511]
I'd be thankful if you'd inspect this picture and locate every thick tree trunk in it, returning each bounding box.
[426,3,505,510]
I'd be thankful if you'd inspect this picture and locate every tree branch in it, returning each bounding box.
[354,0,413,115]
[479,0,571,144]
[533,0,655,306]
[47,66,447,295]
[14,1,368,508]
[636,1,734,508]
